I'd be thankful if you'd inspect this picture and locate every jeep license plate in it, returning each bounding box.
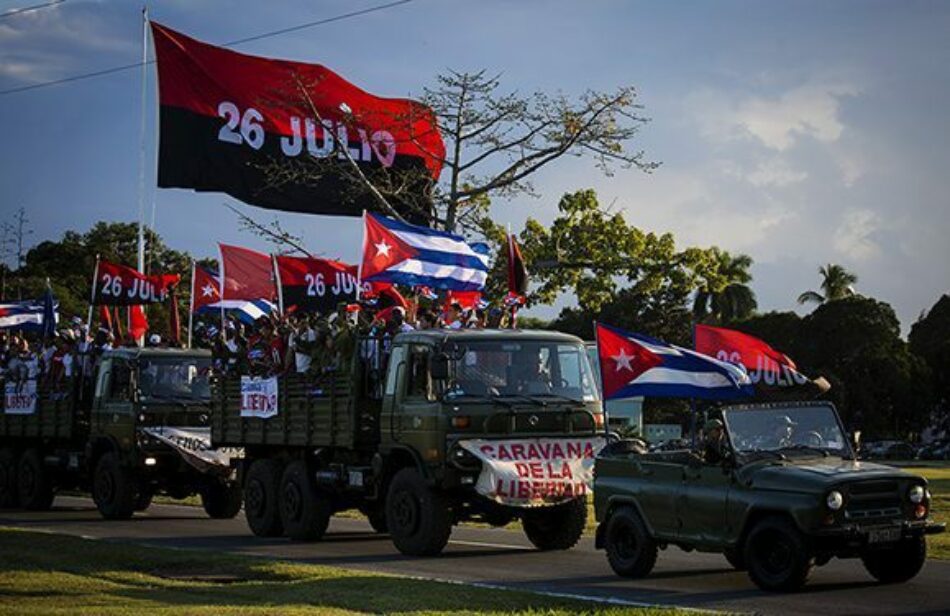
[868,528,901,544]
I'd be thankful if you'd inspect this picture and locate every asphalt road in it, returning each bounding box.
[1,496,948,616]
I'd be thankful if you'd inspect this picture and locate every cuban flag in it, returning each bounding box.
[0,298,58,332]
[360,212,488,291]
[192,265,276,324]
[595,322,753,401]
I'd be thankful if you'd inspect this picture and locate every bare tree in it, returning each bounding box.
[258,70,659,234]
[224,202,318,257]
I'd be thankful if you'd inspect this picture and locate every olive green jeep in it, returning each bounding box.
[594,401,945,592]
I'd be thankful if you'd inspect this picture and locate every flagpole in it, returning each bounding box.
[86,255,100,331]
[218,244,226,332]
[273,254,284,315]
[355,210,367,302]
[187,260,195,349]
[592,320,609,439]
[136,7,149,277]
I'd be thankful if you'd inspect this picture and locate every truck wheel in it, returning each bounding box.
[279,461,331,541]
[744,516,813,592]
[603,506,658,578]
[202,481,243,519]
[359,506,388,534]
[522,497,587,551]
[385,467,451,556]
[17,448,54,511]
[724,548,746,570]
[93,453,135,520]
[0,448,19,508]
[861,536,926,584]
[134,488,154,512]
[244,459,284,537]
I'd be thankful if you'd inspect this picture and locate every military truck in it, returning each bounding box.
[594,401,945,591]
[0,348,242,520]
[211,329,605,556]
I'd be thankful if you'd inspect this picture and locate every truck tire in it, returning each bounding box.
[522,497,587,551]
[385,467,452,556]
[93,453,135,520]
[17,448,54,511]
[244,459,284,537]
[861,535,927,584]
[134,486,154,512]
[744,515,813,592]
[359,505,388,534]
[603,506,658,578]
[0,448,19,508]
[201,481,243,519]
[279,461,331,541]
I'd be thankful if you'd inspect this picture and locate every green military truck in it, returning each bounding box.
[212,329,606,556]
[0,348,242,520]
[594,401,945,591]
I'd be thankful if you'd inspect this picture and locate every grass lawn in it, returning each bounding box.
[0,528,684,616]
[903,466,949,560]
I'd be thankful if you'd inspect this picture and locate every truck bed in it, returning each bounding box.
[0,379,86,442]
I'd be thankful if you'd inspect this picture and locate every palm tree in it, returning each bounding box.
[693,249,758,323]
[797,263,858,305]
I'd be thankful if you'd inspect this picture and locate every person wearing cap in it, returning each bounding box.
[703,418,727,464]
[388,306,414,334]
[773,415,797,448]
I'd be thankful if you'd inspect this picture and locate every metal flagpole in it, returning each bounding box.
[136,6,149,276]
[355,210,367,302]
[273,254,284,315]
[187,260,195,349]
[85,255,100,331]
[592,320,609,439]
[218,245,226,332]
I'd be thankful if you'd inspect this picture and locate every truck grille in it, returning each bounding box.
[845,480,902,521]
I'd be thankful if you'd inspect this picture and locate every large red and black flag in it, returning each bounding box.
[92,260,180,306]
[275,255,360,314]
[151,22,445,220]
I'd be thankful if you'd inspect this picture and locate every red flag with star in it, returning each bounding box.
[192,265,221,313]
[360,212,418,281]
[595,322,662,400]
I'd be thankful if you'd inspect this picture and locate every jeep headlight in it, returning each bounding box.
[826,490,844,511]
[909,485,925,504]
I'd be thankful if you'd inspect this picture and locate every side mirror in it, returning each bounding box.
[430,353,450,381]
[851,430,862,453]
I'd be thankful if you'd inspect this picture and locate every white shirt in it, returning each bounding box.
[291,329,316,373]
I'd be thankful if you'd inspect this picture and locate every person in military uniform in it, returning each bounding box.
[703,418,727,464]
[772,415,797,448]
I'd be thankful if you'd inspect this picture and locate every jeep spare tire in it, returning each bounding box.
[522,497,587,551]
[744,515,813,592]
[603,506,658,578]
[385,467,452,556]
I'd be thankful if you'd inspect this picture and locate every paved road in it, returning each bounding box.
[1,496,948,615]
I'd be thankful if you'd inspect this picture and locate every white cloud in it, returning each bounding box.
[689,82,859,151]
[833,208,882,260]
[725,158,808,187]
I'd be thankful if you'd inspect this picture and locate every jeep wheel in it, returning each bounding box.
[861,536,926,584]
[603,506,658,578]
[724,548,746,570]
[202,481,243,519]
[279,461,331,541]
[744,516,813,592]
[0,448,20,508]
[244,459,284,537]
[17,448,54,511]
[93,453,135,520]
[522,497,587,551]
[385,467,451,556]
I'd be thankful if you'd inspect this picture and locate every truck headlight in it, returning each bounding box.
[909,485,925,504]
[826,490,844,511]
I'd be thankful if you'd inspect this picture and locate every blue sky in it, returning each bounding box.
[1,0,948,330]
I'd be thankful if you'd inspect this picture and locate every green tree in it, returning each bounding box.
[797,263,858,305]
[909,295,950,434]
[692,248,757,323]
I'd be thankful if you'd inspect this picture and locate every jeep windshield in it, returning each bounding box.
[723,405,852,459]
[443,340,599,403]
[137,357,212,403]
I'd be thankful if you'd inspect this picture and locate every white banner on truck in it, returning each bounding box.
[141,426,242,476]
[240,375,279,419]
[3,379,37,415]
[459,437,606,507]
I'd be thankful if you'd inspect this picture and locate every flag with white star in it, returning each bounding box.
[360,212,488,291]
[594,322,753,401]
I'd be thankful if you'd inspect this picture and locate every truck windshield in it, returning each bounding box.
[724,405,850,456]
[137,357,212,402]
[446,341,599,402]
